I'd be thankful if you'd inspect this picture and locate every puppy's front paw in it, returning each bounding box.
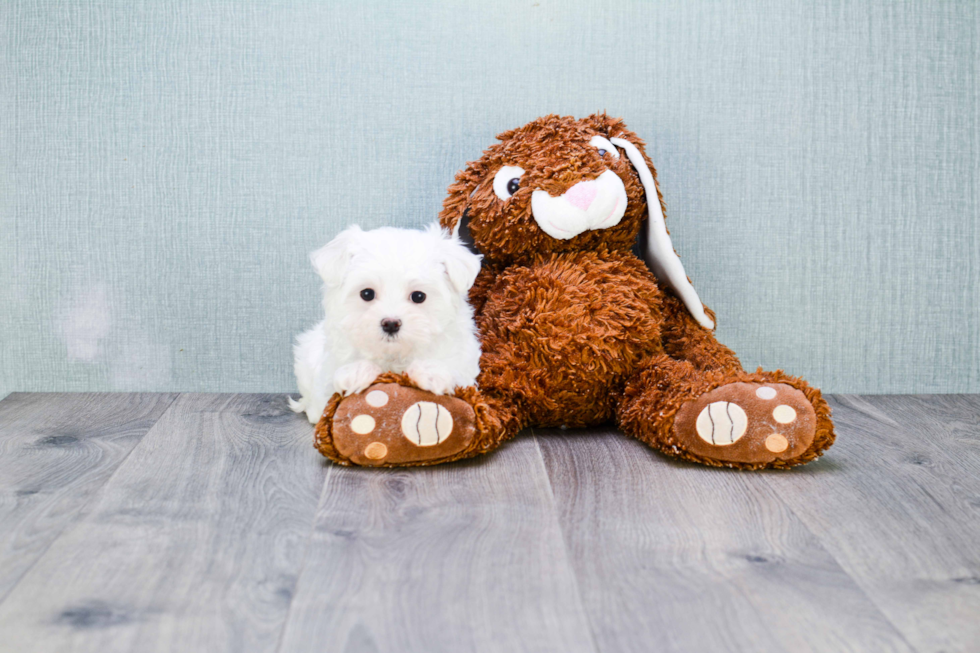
[334,361,384,396]
[406,360,456,395]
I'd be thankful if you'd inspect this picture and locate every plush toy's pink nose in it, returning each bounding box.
[564,180,597,211]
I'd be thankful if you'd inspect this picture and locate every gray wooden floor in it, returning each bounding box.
[0,393,977,653]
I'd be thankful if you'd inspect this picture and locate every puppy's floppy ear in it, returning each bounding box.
[430,224,482,294]
[310,225,362,286]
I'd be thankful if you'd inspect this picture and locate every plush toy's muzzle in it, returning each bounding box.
[530,170,628,239]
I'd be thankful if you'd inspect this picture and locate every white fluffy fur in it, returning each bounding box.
[289,223,483,424]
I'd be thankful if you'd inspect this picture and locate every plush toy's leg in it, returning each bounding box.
[659,293,743,373]
[617,295,836,469]
[314,372,524,467]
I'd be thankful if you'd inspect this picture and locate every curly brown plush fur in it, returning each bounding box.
[318,114,835,470]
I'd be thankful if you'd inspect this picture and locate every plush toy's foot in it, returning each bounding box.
[674,382,817,466]
[314,377,486,467]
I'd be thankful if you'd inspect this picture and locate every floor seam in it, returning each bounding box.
[531,430,603,653]
[273,460,335,653]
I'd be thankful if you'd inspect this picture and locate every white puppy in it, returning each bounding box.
[289,223,483,424]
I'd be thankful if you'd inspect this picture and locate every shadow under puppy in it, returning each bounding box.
[289,224,482,424]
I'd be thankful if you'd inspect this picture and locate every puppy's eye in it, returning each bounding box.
[588,135,620,159]
[493,166,525,200]
[410,291,426,304]
[360,288,375,301]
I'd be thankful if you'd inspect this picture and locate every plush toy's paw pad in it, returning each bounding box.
[674,382,816,464]
[331,383,476,466]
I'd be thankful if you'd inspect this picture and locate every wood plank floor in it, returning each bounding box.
[0,393,977,653]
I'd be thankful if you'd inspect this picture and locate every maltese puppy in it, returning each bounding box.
[289,223,482,424]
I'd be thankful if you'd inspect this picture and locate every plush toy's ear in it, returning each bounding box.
[609,134,714,330]
[310,225,362,287]
[439,152,494,256]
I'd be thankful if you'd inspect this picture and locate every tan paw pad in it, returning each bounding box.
[765,433,789,453]
[364,441,388,460]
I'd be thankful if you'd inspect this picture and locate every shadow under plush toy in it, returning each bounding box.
[315,114,835,469]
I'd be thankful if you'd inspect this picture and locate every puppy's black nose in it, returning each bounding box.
[381,318,401,335]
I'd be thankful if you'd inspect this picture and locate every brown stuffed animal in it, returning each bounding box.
[315,114,835,469]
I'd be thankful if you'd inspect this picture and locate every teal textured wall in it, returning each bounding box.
[2,0,978,396]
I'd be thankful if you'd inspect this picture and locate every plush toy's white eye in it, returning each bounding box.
[493,166,525,200]
[589,135,620,159]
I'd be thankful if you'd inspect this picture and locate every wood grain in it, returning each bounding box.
[763,395,980,653]
[276,436,596,653]
[3,393,980,652]
[0,392,177,604]
[536,427,916,653]
[0,394,327,653]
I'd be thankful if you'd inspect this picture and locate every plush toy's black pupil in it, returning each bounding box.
[506,178,520,195]
[598,149,607,156]
[411,291,426,304]
[360,288,375,301]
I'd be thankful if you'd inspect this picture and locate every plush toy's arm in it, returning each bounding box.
[467,263,502,319]
[659,291,743,374]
